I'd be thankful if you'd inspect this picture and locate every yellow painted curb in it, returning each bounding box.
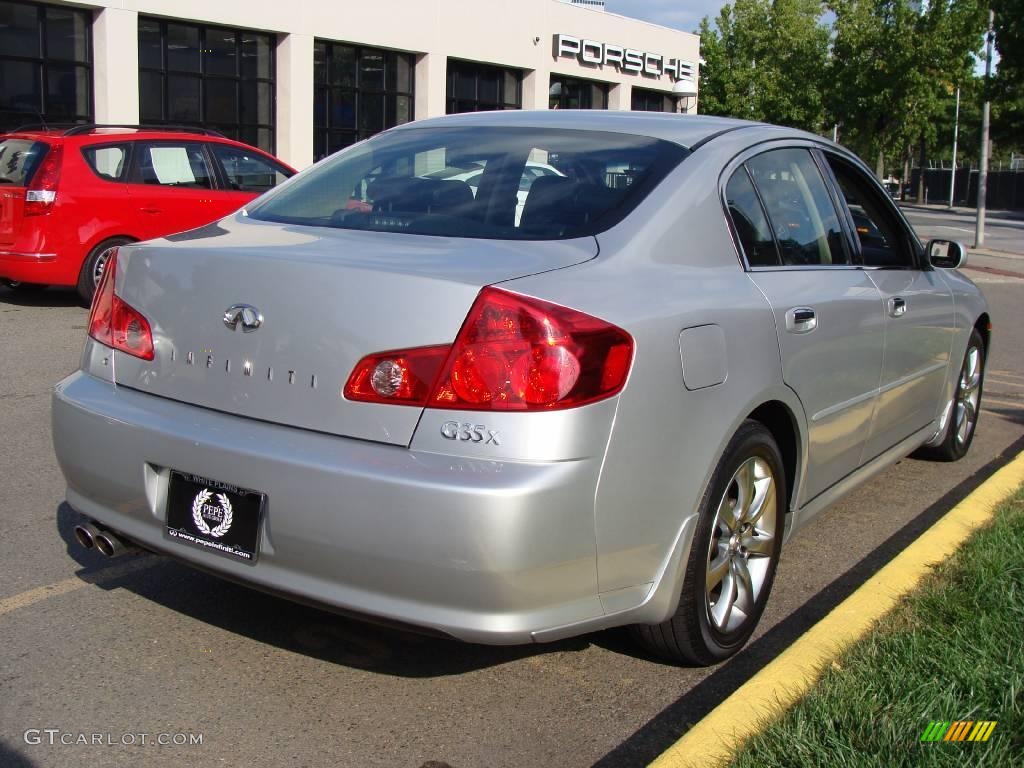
[650,449,1024,768]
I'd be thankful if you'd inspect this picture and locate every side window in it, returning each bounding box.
[747,149,849,266]
[133,143,214,189]
[725,166,779,266]
[825,155,915,268]
[81,144,130,181]
[211,144,291,194]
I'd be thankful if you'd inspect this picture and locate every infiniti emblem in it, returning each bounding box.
[223,304,263,332]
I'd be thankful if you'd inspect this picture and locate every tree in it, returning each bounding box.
[826,0,986,181]
[697,0,831,132]
[991,0,1023,85]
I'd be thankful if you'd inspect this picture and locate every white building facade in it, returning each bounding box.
[0,0,700,169]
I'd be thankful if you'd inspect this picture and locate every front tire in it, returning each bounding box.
[920,328,985,462]
[632,420,786,665]
[77,237,132,305]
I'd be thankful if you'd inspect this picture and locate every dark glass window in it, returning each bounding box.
[251,126,688,241]
[131,141,214,189]
[0,0,92,132]
[314,41,415,161]
[631,87,674,113]
[725,167,779,267]
[548,76,608,110]
[81,143,130,181]
[825,154,916,268]
[211,143,292,193]
[446,59,522,114]
[138,18,275,153]
[746,149,849,267]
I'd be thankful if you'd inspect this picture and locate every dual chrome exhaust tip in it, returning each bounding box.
[73,521,138,558]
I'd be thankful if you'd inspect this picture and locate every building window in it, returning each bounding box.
[0,0,92,132]
[548,76,608,110]
[631,87,675,113]
[138,18,275,153]
[314,41,415,160]
[446,59,521,114]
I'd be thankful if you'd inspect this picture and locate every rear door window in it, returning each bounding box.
[130,142,215,189]
[746,149,850,266]
[210,144,291,193]
[81,144,131,181]
[0,139,49,186]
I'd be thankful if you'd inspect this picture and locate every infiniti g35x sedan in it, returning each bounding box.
[52,112,988,665]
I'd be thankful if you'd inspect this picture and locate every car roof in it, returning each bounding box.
[3,125,227,144]
[391,110,825,151]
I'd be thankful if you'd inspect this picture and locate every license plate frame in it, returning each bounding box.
[164,471,265,564]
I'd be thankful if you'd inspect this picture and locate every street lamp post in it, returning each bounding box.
[975,9,995,248]
[948,86,959,208]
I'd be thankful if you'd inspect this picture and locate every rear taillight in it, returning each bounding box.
[24,144,62,217]
[344,287,633,411]
[87,249,154,361]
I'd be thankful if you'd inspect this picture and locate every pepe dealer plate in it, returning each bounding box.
[165,471,265,563]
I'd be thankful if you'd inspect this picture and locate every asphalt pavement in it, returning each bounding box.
[1,219,1022,767]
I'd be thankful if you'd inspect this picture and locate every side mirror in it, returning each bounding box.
[927,239,968,269]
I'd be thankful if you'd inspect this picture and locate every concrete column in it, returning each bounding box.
[414,52,448,122]
[607,82,627,111]
[522,68,550,110]
[276,33,315,170]
[92,7,139,124]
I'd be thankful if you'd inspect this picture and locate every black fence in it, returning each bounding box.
[909,168,1024,211]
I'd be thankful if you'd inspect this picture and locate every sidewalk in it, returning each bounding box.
[899,201,1024,223]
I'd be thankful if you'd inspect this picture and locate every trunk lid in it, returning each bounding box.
[110,215,597,445]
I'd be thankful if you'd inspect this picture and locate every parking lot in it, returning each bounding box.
[1,241,1022,768]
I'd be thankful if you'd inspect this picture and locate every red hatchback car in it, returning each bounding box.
[0,124,295,302]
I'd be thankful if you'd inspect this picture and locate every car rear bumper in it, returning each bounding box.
[52,371,617,644]
[0,248,65,283]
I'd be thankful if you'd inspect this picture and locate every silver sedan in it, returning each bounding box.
[52,111,988,665]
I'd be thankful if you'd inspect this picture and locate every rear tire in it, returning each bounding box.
[77,237,131,305]
[631,420,786,665]
[917,328,985,462]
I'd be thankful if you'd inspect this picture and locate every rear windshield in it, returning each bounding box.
[0,139,49,186]
[249,127,688,240]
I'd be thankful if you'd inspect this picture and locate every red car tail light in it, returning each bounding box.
[344,345,451,406]
[87,249,154,361]
[24,143,62,216]
[344,288,634,411]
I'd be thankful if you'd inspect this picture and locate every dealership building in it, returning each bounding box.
[0,0,700,168]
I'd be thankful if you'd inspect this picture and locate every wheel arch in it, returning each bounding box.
[746,400,800,515]
[974,312,991,358]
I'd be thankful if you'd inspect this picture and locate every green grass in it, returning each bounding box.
[729,489,1024,768]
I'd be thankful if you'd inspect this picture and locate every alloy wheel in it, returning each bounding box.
[955,344,982,447]
[705,456,778,634]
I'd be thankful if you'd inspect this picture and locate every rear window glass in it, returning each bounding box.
[249,127,688,240]
[0,139,49,186]
[82,144,130,181]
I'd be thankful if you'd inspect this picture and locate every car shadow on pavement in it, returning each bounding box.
[0,286,84,308]
[0,739,37,768]
[55,503,589,677]
[984,404,1024,429]
[590,430,1024,767]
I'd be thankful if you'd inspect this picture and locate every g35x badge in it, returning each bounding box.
[441,421,501,445]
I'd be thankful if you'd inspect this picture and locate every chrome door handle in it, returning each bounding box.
[889,297,907,317]
[785,306,817,333]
